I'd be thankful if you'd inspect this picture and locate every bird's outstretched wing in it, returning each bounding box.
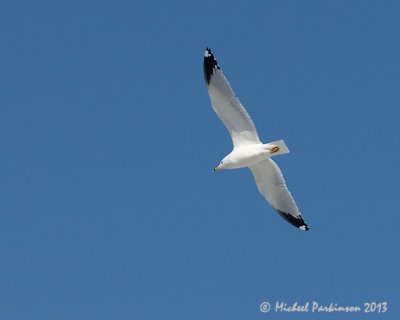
[203,48,261,148]
[249,158,309,231]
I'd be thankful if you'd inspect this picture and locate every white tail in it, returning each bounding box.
[264,139,290,157]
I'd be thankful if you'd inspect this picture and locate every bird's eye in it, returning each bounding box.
[220,161,223,164]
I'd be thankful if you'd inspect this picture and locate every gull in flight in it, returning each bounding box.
[203,48,309,231]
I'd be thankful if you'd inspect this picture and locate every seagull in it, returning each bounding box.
[203,48,309,231]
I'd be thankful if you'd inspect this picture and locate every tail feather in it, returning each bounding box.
[264,140,290,157]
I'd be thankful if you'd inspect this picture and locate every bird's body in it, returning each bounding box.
[217,140,289,170]
[203,48,309,231]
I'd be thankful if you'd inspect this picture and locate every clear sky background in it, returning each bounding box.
[1,1,399,319]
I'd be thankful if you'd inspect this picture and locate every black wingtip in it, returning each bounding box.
[203,47,220,85]
[275,209,309,231]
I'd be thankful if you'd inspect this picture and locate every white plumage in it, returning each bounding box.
[203,48,309,231]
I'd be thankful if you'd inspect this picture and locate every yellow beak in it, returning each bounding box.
[213,166,220,172]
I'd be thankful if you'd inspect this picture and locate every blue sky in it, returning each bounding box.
[1,1,399,319]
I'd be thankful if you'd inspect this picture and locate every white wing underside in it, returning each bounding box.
[249,158,308,230]
[205,60,260,148]
[249,158,299,213]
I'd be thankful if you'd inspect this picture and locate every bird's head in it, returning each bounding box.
[213,157,230,172]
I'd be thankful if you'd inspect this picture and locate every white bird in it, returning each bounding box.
[203,48,309,231]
